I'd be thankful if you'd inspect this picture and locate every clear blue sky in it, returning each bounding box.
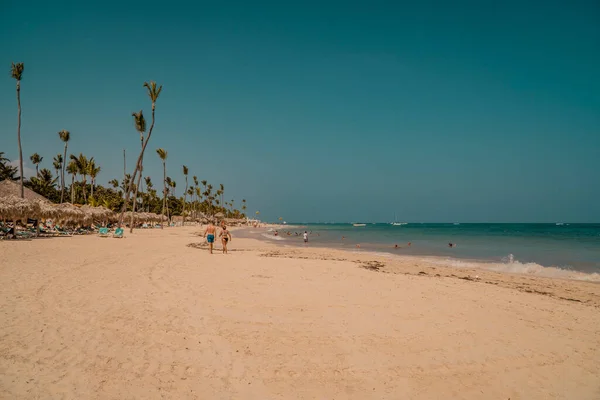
[1,0,599,222]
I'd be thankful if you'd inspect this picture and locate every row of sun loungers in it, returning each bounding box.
[1,224,124,240]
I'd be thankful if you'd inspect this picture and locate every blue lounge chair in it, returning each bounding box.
[98,227,110,237]
[113,228,124,238]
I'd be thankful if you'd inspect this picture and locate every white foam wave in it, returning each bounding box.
[425,254,600,282]
[262,233,285,241]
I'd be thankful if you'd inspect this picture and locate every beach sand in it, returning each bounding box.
[1,226,599,399]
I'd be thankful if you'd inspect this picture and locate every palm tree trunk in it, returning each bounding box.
[82,177,87,202]
[118,104,157,227]
[91,179,94,198]
[16,82,24,198]
[183,177,188,224]
[71,175,75,203]
[60,143,67,203]
[161,161,166,229]
[129,154,144,233]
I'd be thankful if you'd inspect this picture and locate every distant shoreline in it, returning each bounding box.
[237,226,600,283]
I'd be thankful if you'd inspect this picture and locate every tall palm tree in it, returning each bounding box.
[88,159,101,199]
[30,153,43,177]
[53,154,63,185]
[242,199,247,216]
[195,187,201,217]
[66,160,78,203]
[11,62,24,198]
[145,176,153,212]
[156,148,168,226]
[129,110,147,232]
[70,153,90,202]
[58,130,70,203]
[119,81,162,227]
[219,183,224,208]
[182,165,189,219]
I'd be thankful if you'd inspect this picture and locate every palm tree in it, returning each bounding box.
[0,152,19,181]
[30,153,43,177]
[52,154,63,185]
[66,160,78,203]
[145,176,153,212]
[109,178,119,189]
[88,159,101,199]
[242,199,247,214]
[119,81,162,227]
[70,153,90,202]
[156,148,168,226]
[58,130,70,203]
[182,165,189,219]
[129,110,147,232]
[11,62,24,198]
[219,183,224,208]
[195,187,201,217]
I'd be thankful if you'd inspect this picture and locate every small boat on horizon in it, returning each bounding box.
[390,212,407,226]
[353,223,366,227]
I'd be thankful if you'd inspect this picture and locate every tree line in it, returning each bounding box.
[5,62,248,229]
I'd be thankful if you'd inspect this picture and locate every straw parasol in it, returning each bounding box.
[0,180,50,203]
[0,195,42,221]
[52,203,87,224]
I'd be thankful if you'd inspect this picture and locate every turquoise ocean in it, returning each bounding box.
[238,223,600,281]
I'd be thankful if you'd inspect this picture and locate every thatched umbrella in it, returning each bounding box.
[0,195,42,221]
[52,203,87,225]
[0,180,50,202]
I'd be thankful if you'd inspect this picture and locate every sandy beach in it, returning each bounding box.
[1,226,599,399]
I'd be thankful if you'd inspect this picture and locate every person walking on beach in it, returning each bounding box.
[204,222,217,254]
[219,225,232,254]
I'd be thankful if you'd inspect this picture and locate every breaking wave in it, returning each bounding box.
[426,254,600,282]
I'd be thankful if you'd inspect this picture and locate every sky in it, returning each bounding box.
[1,0,599,223]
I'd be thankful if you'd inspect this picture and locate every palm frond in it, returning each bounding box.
[156,148,168,160]
[10,62,24,80]
[131,110,146,133]
[58,129,70,143]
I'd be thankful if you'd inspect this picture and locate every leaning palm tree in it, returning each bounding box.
[88,159,101,199]
[128,110,147,232]
[30,153,43,177]
[52,154,63,186]
[11,62,24,197]
[119,81,162,227]
[58,130,70,203]
[156,148,168,227]
[182,165,189,219]
[66,160,78,203]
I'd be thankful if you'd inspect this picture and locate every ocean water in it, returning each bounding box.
[238,223,600,281]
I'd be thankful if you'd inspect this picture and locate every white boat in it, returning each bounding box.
[353,223,366,227]
[390,213,407,226]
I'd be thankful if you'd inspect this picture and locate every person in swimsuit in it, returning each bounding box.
[219,225,232,254]
[204,222,217,254]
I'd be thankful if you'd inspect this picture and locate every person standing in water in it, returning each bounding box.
[204,222,217,254]
[303,231,308,244]
[219,225,232,254]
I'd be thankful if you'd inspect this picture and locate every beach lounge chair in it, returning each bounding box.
[113,228,124,238]
[98,227,110,237]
